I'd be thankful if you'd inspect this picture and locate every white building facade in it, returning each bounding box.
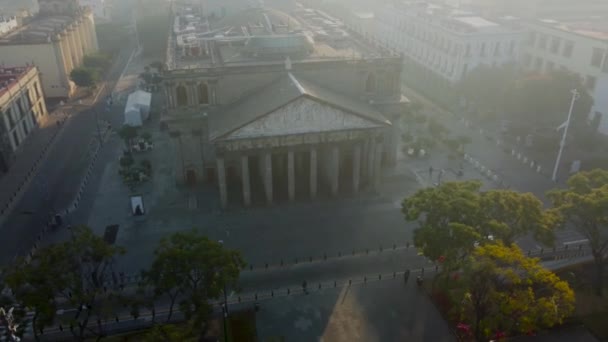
[522,20,608,135]
[0,66,49,174]
[346,2,525,84]
[80,0,111,22]
[0,16,19,36]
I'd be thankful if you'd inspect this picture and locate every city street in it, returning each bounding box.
[0,42,138,264]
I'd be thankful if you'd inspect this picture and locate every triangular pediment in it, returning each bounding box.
[221,97,387,140]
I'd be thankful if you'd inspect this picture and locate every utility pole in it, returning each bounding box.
[552,89,579,182]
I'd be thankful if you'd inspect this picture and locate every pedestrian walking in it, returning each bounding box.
[438,169,445,185]
[428,166,434,178]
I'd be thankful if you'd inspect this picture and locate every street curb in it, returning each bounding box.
[0,111,73,229]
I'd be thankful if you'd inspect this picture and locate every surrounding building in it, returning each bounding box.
[0,0,99,98]
[162,3,406,208]
[0,66,48,174]
[345,1,525,84]
[199,0,296,18]
[522,19,608,135]
[80,0,111,22]
[467,0,608,21]
[0,16,18,36]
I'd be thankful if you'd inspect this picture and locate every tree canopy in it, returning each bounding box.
[402,181,556,266]
[70,67,100,88]
[457,243,575,341]
[505,71,593,129]
[458,63,519,117]
[83,53,112,70]
[142,231,246,332]
[548,169,608,296]
[3,226,125,340]
[458,66,593,136]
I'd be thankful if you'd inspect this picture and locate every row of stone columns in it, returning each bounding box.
[217,140,382,208]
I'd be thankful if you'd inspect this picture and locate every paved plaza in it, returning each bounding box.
[255,279,455,342]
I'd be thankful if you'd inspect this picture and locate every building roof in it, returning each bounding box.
[454,16,500,29]
[167,5,396,70]
[0,65,34,98]
[0,9,88,45]
[209,72,391,141]
[537,19,608,41]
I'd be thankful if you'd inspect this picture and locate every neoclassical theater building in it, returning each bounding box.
[161,3,407,208]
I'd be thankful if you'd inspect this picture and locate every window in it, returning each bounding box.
[586,75,597,91]
[523,53,532,67]
[534,57,543,70]
[591,47,604,67]
[24,93,32,111]
[538,34,547,50]
[175,85,188,107]
[527,32,536,46]
[12,131,19,149]
[508,40,515,55]
[197,83,209,104]
[7,108,15,128]
[480,42,486,57]
[465,44,471,57]
[22,120,28,136]
[16,101,24,117]
[550,37,560,54]
[365,73,377,93]
[546,61,555,72]
[462,63,469,78]
[494,42,500,56]
[562,41,574,57]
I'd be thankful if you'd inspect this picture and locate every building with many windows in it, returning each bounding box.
[0,0,98,98]
[80,0,111,22]
[0,66,48,174]
[162,3,406,208]
[344,1,525,84]
[0,16,19,36]
[467,0,608,21]
[522,19,608,135]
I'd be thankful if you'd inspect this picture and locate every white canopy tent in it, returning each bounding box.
[124,90,152,127]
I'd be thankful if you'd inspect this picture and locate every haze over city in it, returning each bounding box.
[0,0,606,341]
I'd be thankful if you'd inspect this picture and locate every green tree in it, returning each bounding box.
[70,67,100,88]
[505,70,593,131]
[458,244,575,341]
[83,53,111,70]
[118,125,138,148]
[4,226,125,341]
[457,63,519,118]
[143,231,246,335]
[548,169,608,296]
[3,244,75,341]
[402,181,555,265]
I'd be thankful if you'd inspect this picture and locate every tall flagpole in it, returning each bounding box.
[552,89,579,182]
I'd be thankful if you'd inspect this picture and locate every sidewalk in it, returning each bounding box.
[0,110,71,224]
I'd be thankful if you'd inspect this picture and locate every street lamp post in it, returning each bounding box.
[551,89,579,182]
